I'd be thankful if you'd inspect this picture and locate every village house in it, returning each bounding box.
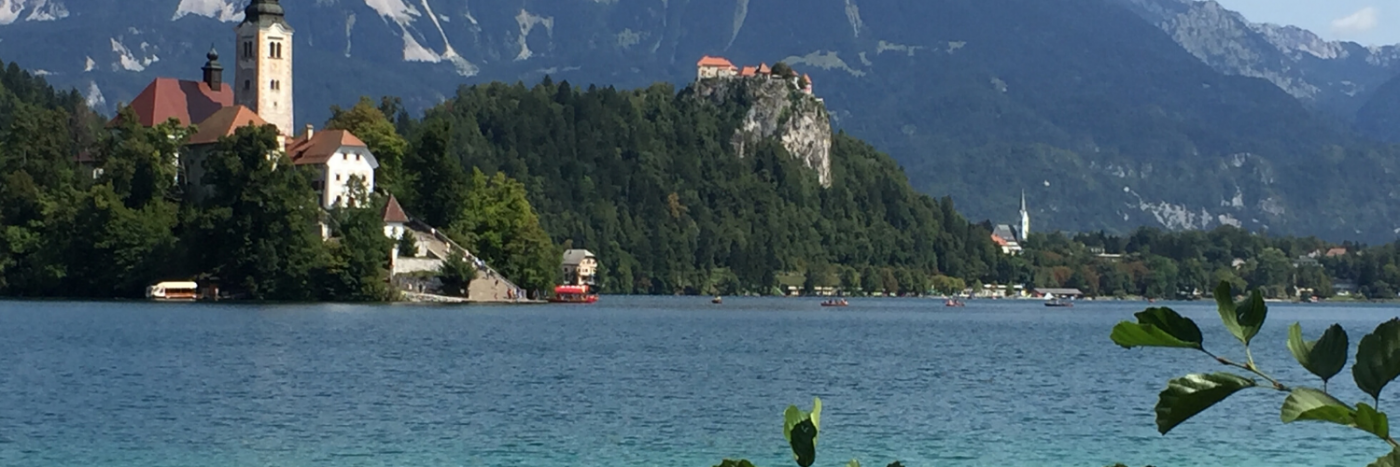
[561,249,599,286]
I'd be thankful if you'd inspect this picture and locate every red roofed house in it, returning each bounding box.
[740,66,758,77]
[757,62,772,75]
[286,128,378,210]
[696,55,739,80]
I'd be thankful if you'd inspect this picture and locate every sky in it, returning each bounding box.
[1215,0,1400,45]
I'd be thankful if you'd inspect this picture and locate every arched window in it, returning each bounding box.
[244,80,251,91]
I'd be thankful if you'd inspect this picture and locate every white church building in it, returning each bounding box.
[123,0,379,216]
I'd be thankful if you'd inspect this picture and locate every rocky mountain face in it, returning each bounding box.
[1115,0,1400,120]
[694,77,833,187]
[5,0,1400,241]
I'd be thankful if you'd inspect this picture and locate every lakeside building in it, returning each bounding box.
[561,249,599,287]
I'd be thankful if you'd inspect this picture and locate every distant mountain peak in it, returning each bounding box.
[173,0,242,22]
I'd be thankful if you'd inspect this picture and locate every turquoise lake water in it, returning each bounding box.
[0,297,1395,466]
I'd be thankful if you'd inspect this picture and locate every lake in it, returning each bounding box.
[0,297,1394,467]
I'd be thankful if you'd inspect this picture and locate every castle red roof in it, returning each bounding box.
[697,55,737,69]
[740,66,757,77]
[187,105,268,145]
[286,130,369,166]
[757,63,772,75]
[122,77,232,127]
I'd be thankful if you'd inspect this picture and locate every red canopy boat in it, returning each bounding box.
[552,285,599,304]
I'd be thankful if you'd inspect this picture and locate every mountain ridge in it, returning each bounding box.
[6,0,1400,241]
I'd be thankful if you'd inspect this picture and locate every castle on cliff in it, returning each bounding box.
[697,56,814,96]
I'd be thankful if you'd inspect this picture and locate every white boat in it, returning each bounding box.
[146,281,198,301]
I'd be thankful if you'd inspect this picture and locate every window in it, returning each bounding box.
[243,80,251,91]
[270,80,280,91]
[356,154,362,161]
[242,41,253,58]
[335,174,341,181]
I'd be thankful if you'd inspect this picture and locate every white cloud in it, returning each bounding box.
[1331,6,1380,34]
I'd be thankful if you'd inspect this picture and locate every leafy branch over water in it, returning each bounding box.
[1111,280,1400,465]
[717,398,902,467]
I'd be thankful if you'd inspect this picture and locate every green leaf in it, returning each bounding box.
[846,460,861,467]
[1354,319,1400,402]
[1280,388,1354,425]
[1358,403,1391,440]
[1155,373,1257,434]
[783,398,821,467]
[714,461,757,467]
[1369,449,1400,467]
[1214,282,1267,346]
[1214,281,1240,339]
[1287,323,1349,384]
[1110,308,1204,349]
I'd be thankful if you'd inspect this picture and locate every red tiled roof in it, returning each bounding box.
[188,105,268,145]
[757,63,772,74]
[697,55,737,69]
[121,77,232,127]
[1326,247,1348,257]
[740,66,757,77]
[991,233,1008,246]
[382,194,409,223]
[286,129,369,166]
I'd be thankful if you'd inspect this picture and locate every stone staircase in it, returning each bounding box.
[393,220,529,302]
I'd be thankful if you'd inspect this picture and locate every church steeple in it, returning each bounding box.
[1019,190,1030,241]
[201,45,223,91]
[243,0,288,27]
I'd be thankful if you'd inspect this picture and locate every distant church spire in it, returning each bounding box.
[1019,190,1030,241]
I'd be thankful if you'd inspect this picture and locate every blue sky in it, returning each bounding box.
[1216,0,1399,45]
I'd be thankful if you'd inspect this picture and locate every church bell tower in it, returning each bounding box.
[234,0,294,136]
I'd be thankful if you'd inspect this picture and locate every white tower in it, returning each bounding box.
[234,0,293,136]
[1019,190,1030,242]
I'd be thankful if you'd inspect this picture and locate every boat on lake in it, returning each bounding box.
[821,299,849,307]
[1044,298,1073,308]
[712,296,723,304]
[551,285,599,304]
[945,298,965,307]
[146,281,198,301]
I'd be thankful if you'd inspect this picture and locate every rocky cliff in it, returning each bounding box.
[692,77,833,188]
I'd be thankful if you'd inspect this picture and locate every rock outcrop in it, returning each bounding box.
[692,76,833,188]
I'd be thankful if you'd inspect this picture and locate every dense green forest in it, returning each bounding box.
[377,79,1004,295]
[9,56,1400,301]
[0,60,1003,299]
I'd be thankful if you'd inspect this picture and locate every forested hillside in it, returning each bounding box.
[11,0,1400,238]
[386,80,1002,295]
